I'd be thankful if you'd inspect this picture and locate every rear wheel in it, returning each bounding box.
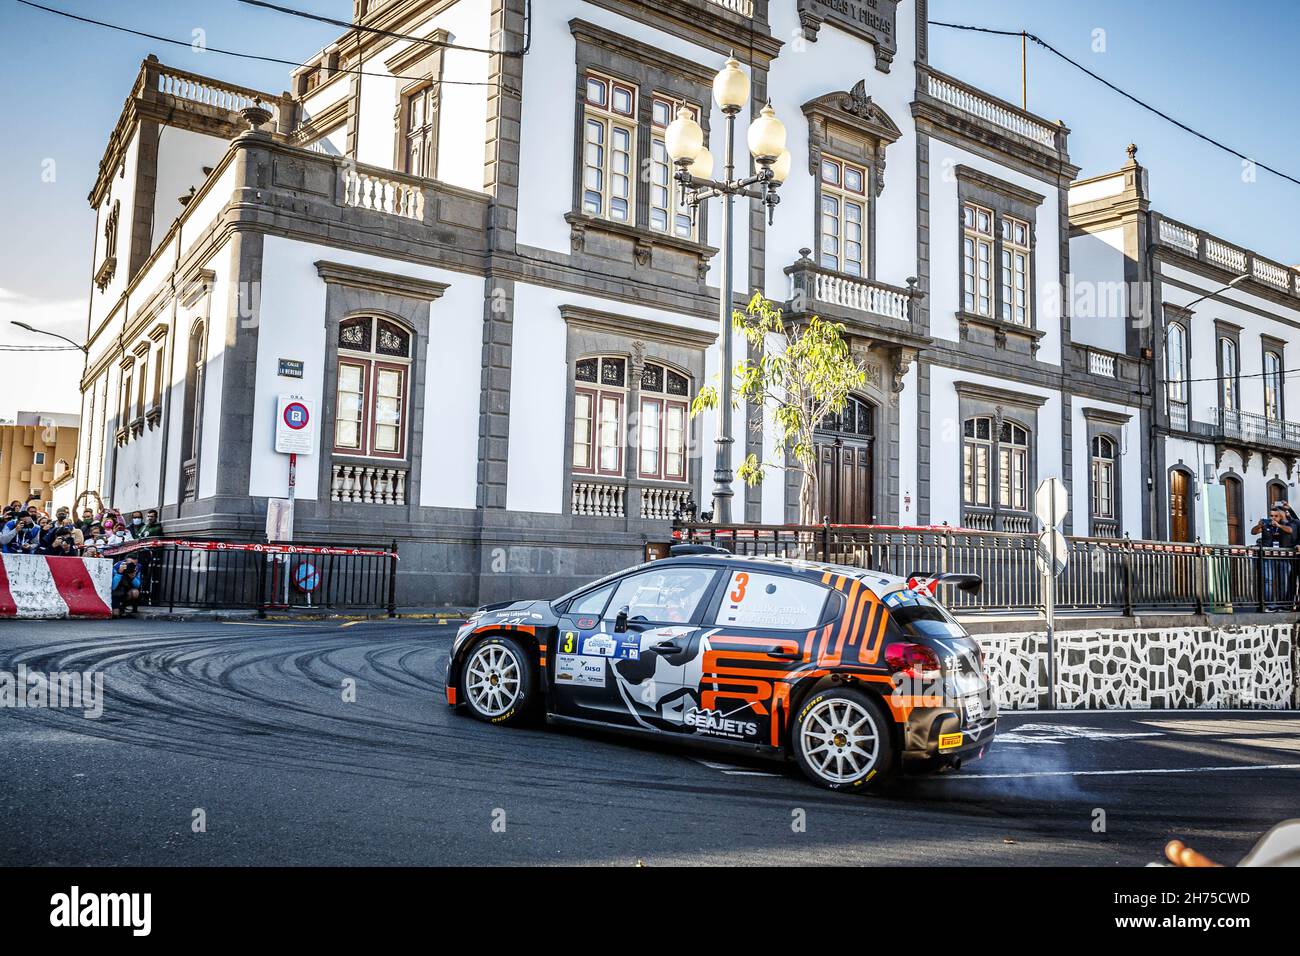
[792,687,894,792]
[461,636,535,726]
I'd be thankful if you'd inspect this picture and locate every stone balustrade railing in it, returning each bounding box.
[786,255,918,323]
[1155,214,1300,299]
[705,0,754,15]
[640,486,692,521]
[920,66,1061,149]
[572,481,626,518]
[341,167,425,220]
[145,61,283,126]
[331,462,408,505]
[570,482,693,519]
[1087,350,1116,378]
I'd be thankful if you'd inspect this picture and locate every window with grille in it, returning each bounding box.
[819,157,868,276]
[963,416,1030,512]
[573,356,627,477]
[638,362,691,482]
[582,73,637,224]
[333,316,412,458]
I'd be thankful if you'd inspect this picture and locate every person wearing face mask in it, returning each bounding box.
[137,509,164,539]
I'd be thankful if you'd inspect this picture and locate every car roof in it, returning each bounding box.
[659,553,911,593]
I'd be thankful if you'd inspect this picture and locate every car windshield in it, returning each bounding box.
[551,560,656,609]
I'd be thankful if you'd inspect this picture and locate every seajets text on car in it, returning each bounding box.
[50,886,151,936]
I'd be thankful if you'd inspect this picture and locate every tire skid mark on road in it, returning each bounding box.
[1,632,734,802]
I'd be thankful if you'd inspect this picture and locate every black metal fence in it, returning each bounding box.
[103,539,399,615]
[672,522,1300,615]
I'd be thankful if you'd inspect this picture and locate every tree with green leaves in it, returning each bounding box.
[692,292,866,526]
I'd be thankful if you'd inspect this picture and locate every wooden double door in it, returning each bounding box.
[816,396,877,526]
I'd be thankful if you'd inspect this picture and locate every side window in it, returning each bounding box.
[569,584,614,617]
[606,567,717,625]
[712,572,829,630]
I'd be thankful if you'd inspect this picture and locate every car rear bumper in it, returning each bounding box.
[901,706,996,770]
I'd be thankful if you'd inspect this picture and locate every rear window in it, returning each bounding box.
[881,588,967,639]
[712,571,829,630]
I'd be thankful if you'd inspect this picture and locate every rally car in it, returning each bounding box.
[443,548,996,792]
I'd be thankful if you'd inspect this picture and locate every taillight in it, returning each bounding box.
[884,641,942,678]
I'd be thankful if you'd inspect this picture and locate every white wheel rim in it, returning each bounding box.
[800,698,880,784]
[465,643,522,717]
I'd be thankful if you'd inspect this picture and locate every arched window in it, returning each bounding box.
[1166,321,1188,410]
[573,356,627,477]
[180,321,206,501]
[636,361,691,482]
[1090,436,1116,521]
[333,316,412,458]
[1222,474,1244,545]
[963,417,1030,526]
[1219,335,1239,412]
[1264,349,1284,421]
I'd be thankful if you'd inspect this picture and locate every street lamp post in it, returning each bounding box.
[664,56,790,525]
[9,320,87,353]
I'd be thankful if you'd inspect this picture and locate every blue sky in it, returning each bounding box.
[0,0,1297,415]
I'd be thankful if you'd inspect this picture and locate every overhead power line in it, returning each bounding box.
[12,0,501,87]
[929,21,1300,189]
[236,0,521,57]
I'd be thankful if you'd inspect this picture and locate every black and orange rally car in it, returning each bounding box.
[443,548,996,791]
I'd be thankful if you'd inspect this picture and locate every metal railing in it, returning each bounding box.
[103,538,399,615]
[671,522,1300,615]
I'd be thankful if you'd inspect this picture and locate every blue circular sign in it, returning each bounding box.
[293,562,320,592]
[283,402,310,430]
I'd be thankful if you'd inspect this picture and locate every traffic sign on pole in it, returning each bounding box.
[1033,478,1069,711]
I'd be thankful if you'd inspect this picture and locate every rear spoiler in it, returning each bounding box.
[906,572,983,596]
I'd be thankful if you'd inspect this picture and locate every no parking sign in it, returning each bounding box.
[293,561,321,592]
[275,395,316,455]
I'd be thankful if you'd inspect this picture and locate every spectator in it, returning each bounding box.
[1252,506,1296,608]
[111,555,144,615]
[3,514,41,554]
[137,509,164,539]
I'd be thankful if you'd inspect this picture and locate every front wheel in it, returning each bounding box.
[461,636,536,726]
[792,688,894,792]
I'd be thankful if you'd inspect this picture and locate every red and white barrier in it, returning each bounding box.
[0,554,112,619]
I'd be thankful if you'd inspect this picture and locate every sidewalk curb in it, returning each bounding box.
[129,607,471,624]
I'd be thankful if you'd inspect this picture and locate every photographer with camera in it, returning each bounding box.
[111,554,144,616]
[1252,505,1296,608]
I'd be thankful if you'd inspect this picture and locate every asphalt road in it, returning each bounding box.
[1,617,1296,866]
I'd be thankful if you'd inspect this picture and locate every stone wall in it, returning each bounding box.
[976,623,1297,711]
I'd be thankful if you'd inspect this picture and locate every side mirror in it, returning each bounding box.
[614,606,630,633]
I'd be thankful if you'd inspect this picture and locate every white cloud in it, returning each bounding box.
[0,288,86,420]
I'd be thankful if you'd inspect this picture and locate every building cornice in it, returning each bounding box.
[315,260,451,301]
[560,304,717,350]
[954,380,1050,409]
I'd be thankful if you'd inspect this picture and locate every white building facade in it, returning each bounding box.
[1070,150,1300,544]
[77,0,1208,605]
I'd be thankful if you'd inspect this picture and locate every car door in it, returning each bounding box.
[551,564,719,731]
[678,569,837,749]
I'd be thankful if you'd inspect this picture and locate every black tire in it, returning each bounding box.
[791,686,894,792]
[460,636,536,727]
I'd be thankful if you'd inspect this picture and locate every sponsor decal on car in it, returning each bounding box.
[575,616,598,630]
[555,655,606,687]
[938,732,964,751]
[684,706,758,740]
[580,634,617,657]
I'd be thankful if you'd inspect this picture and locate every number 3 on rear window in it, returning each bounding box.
[730,572,749,603]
